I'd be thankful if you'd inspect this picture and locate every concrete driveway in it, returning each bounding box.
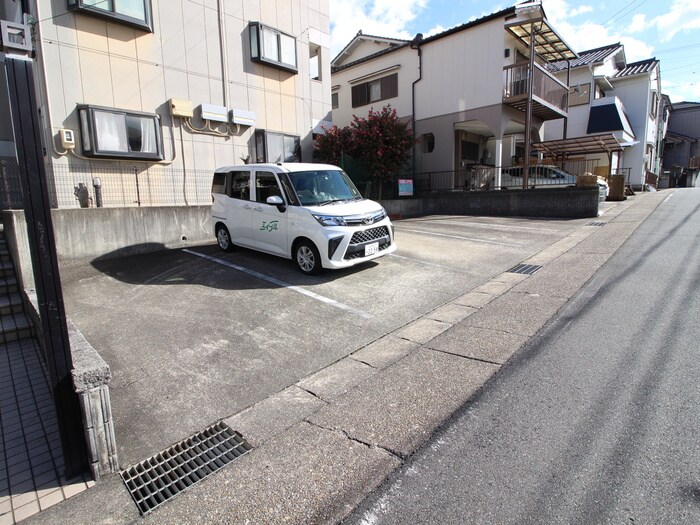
[59,213,594,467]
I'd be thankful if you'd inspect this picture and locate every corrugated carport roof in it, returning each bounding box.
[505,18,577,62]
[533,133,623,157]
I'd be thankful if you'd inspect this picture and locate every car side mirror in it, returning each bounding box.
[267,195,286,212]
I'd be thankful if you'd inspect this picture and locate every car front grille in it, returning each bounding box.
[344,226,391,260]
[349,226,389,244]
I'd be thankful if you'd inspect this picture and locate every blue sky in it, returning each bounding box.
[329,0,700,102]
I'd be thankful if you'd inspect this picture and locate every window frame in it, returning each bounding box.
[66,0,153,32]
[331,92,339,109]
[351,73,398,108]
[78,104,164,161]
[249,22,298,73]
[255,130,300,163]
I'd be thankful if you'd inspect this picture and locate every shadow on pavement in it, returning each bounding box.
[88,242,377,291]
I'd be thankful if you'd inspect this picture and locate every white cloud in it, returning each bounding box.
[541,0,593,23]
[627,13,646,33]
[662,77,700,103]
[542,1,654,58]
[649,0,700,43]
[330,0,428,57]
[569,5,593,17]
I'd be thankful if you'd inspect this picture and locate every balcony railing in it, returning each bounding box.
[503,62,569,119]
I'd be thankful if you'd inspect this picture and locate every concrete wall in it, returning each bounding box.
[4,205,213,289]
[383,187,600,219]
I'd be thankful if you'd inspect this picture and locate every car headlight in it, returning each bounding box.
[312,214,347,226]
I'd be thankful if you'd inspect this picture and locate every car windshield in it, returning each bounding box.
[287,170,363,206]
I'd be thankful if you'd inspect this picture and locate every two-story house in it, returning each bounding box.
[543,44,665,190]
[1,0,332,209]
[331,3,576,191]
[663,101,700,188]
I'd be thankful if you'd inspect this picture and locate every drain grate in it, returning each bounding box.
[588,221,606,227]
[120,422,251,515]
[507,263,543,276]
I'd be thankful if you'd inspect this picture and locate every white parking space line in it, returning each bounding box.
[183,249,373,319]
[397,227,523,247]
[403,219,558,233]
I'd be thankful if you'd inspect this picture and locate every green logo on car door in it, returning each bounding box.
[260,220,279,232]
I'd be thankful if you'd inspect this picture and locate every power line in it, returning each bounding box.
[600,0,649,26]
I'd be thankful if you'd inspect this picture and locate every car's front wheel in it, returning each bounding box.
[295,240,322,275]
[216,225,234,252]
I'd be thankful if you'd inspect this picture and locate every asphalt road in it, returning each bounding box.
[343,188,700,524]
[59,213,589,466]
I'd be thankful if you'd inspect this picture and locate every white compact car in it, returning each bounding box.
[211,163,396,274]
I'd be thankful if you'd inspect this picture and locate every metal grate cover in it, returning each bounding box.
[507,263,543,276]
[588,221,606,227]
[120,422,251,515]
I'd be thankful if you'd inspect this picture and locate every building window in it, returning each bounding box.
[310,43,321,81]
[67,0,153,32]
[249,22,297,73]
[650,92,658,119]
[422,133,435,153]
[461,141,479,163]
[255,130,300,163]
[78,105,163,160]
[351,73,398,108]
[331,92,339,109]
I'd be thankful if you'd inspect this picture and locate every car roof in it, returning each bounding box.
[214,163,341,174]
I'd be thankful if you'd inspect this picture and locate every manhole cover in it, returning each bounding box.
[120,422,251,515]
[506,263,542,276]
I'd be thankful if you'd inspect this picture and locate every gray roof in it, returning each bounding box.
[548,43,622,72]
[613,58,658,78]
[332,6,516,73]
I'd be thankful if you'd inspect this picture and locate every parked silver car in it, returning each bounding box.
[501,165,577,188]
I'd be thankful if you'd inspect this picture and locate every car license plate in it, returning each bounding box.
[365,242,379,256]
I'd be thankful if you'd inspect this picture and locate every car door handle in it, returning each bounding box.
[253,206,264,212]
[243,204,253,209]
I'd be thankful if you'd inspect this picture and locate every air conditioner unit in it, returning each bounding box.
[199,103,228,123]
[1,20,32,52]
[230,109,256,127]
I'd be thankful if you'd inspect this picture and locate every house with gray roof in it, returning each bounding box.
[543,45,666,190]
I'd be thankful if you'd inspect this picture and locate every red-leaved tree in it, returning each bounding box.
[314,105,414,199]
[349,106,414,199]
[314,124,353,166]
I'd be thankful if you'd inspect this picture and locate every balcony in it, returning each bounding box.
[503,62,568,121]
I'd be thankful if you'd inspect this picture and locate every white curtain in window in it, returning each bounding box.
[280,34,296,67]
[369,81,381,102]
[94,110,128,152]
[117,0,146,20]
[84,0,113,12]
[262,27,279,62]
[139,117,156,153]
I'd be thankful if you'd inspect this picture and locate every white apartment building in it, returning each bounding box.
[1,0,331,209]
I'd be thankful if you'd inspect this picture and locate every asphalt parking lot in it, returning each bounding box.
[59,213,596,467]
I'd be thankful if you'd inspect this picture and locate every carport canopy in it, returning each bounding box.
[532,133,623,158]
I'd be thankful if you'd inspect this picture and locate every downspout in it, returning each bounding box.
[563,59,571,139]
[410,34,423,177]
[217,0,229,109]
